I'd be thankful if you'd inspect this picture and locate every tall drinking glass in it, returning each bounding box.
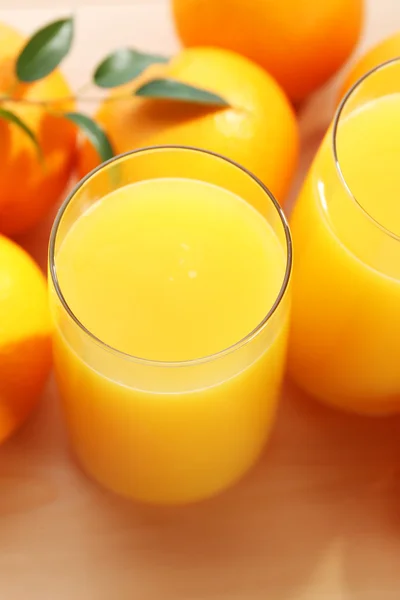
[49,146,292,504]
[289,59,400,414]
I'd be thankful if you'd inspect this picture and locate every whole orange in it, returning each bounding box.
[0,234,52,443]
[78,47,298,202]
[339,31,400,101]
[172,0,364,104]
[0,22,76,237]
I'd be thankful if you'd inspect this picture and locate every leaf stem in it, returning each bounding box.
[0,93,133,107]
[75,81,93,95]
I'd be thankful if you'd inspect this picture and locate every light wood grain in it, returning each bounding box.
[1,1,400,599]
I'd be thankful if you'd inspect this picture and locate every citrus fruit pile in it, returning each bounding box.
[77,0,366,198]
[0,22,71,441]
[78,47,299,202]
[0,22,76,237]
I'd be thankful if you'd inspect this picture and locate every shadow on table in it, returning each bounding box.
[0,376,400,598]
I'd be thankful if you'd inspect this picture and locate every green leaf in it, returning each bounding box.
[134,78,229,107]
[94,48,168,88]
[0,107,41,156]
[63,112,114,163]
[16,17,74,82]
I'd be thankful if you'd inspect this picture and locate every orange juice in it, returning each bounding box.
[289,91,400,414]
[50,164,290,504]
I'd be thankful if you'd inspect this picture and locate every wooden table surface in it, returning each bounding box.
[2,1,400,599]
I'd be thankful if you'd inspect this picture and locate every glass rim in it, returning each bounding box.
[49,145,292,368]
[332,56,400,242]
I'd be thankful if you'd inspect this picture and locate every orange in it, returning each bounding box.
[78,47,298,203]
[339,31,400,101]
[0,234,52,443]
[172,0,364,104]
[0,22,76,237]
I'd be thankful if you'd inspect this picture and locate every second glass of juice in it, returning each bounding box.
[289,59,400,414]
[49,146,291,504]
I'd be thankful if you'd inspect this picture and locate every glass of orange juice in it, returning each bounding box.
[48,146,291,504]
[288,59,400,415]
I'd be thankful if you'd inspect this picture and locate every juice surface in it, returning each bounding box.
[52,176,289,503]
[289,93,400,413]
[56,177,285,362]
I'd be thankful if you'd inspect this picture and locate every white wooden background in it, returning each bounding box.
[1,1,400,599]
